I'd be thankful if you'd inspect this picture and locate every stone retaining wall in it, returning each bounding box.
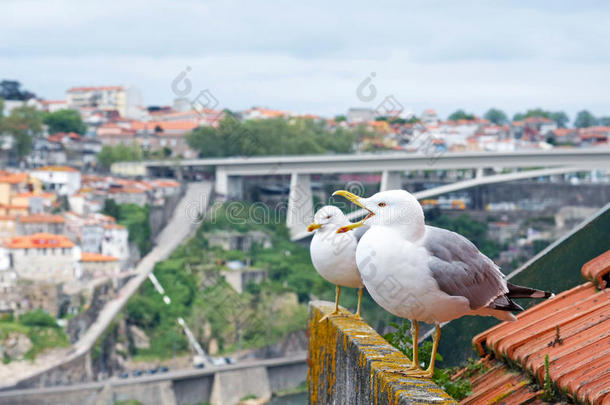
[307,300,456,405]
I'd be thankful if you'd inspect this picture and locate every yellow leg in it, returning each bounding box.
[400,323,440,378]
[409,320,420,370]
[423,324,441,377]
[355,287,364,318]
[319,285,342,322]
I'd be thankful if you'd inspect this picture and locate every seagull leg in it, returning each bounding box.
[421,324,441,378]
[399,323,440,379]
[408,320,420,370]
[354,287,364,318]
[319,285,342,322]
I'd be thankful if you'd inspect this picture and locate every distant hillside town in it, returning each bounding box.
[0,79,609,171]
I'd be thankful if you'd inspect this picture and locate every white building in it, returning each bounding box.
[2,233,80,282]
[66,85,141,118]
[30,166,81,196]
[101,224,129,268]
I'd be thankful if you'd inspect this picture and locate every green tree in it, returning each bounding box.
[598,116,610,126]
[574,110,598,128]
[483,108,507,125]
[512,108,551,122]
[334,115,346,122]
[97,143,142,169]
[4,105,43,160]
[549,111,569,128]
[43,109,87,134]
[448,110,474,121]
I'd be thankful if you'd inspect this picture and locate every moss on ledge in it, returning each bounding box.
[307,300,456,405]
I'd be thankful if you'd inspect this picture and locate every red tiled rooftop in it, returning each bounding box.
[18,213,65,224]
[81,252,118,262]
[461,250,610,405]
[4,233,74,249]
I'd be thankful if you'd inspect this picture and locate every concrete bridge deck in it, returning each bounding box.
[0,354,307,405]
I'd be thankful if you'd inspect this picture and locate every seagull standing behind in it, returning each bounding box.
[308,205,368,321]
[334,189,553,378]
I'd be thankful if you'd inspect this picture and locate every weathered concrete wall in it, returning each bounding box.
[308,300,455,405]
[0,356,307,405]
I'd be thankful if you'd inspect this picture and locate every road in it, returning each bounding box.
[0,181,212,389]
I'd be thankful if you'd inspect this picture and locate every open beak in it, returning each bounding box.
[332,190,374,233]
[307,223,321,232]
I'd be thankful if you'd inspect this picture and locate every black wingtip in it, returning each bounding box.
[506,282,554,300]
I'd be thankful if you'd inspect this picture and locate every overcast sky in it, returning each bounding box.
[2,0,610,119]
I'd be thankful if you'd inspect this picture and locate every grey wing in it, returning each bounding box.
[353,223,371,242]
[424,226,507,309]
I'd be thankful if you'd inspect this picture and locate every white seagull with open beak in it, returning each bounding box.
[308,205,368,321]
[333,189,553,378]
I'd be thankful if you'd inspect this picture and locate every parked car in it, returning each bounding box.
[159,366,169,373]
[118,372,129,379]
[146,368,159,375]
[225,357,236,365]
[132,370,143,377]
[211,357,227,366]
[194,363,205,369]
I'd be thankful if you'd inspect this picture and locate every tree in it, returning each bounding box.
[43,109,87,134]
[513,108,551,122]
[598,116,610,126]
[549,112,569,128]
[0,80,35,101]
[4,105,43,160]
[97,143,142,169]
[448,110,474,121]
[334,115,346,122]
[483,108,508,125]
[574,110,598,128]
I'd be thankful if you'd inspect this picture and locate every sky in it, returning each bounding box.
[2,0,610,120]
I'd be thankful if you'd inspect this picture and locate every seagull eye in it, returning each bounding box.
[326,215,331,219]
[378,202,386,207]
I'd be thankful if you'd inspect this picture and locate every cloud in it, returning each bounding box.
[1,0,610,118]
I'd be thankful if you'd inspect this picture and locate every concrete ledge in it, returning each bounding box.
[307,301,455,405]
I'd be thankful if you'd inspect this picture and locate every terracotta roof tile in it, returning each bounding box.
[18,214,65,224]
[81,252,118,262]
[4,233,74,249]
[460,250,610,405]
[582,250,610,288]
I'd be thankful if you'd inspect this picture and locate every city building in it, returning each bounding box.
[80,252,119,280]
[16,213,66,235]
[346,108,375,124]
[2,233,80,283]
[207,230,272,252]
[30,166,81,196]
[66,85,141,118]
[221,260,267,294]
[101,224,129,268]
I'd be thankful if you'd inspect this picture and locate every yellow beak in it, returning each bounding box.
[307,223,322,232]
[332,190,374,233]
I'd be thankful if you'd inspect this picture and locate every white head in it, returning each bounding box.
[307,205,348,232]
[333,189,425,241]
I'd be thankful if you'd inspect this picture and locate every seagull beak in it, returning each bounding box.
[332,190,374,233]
[307,223,321,232]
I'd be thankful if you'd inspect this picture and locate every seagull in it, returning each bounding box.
[333,189,553,378]
[308,205,368,321]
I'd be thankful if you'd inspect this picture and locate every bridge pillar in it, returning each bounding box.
[214,166,243,200]
[286,173,314,239]
[380,170,402,191]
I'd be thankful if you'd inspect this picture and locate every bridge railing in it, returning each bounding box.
[308,300,456,404]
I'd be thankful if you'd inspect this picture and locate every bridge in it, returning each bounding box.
[111,149,610,240]
[0,354,307,405]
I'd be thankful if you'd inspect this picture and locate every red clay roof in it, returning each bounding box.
[4,233,74,249]
[461,250,610,405]
[18,214,65,224]
[0,172,28,184]
[81,252,118,262]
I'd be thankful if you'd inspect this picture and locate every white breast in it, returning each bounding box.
[310,228,362,288]
[356,226,471,323]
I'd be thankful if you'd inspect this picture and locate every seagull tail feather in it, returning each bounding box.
[506,282,554,299]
